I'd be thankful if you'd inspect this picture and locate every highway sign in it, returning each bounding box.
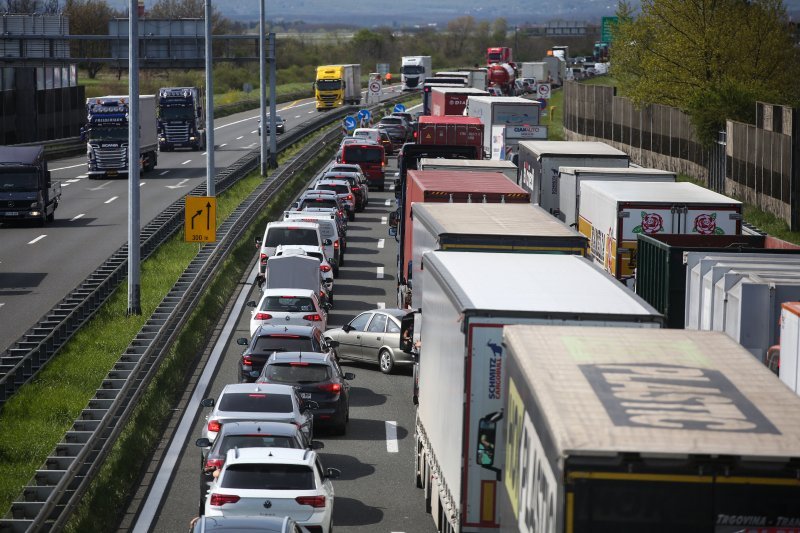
[184,196,216,243]
[536,98,548,109]
[536,83,552,99]
[358,109,372,120]
[369,80,382,94]
[343,116,357,132]
[601,16,618,43]
[393,103,406,113]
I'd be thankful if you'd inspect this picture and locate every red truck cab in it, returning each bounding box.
[341,143,386,191]
[486,46,513,65]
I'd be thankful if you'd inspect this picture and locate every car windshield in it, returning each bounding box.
[218,434,298,455]
[159,107,194,120]
[221,464,315,490]
[343,146,383,163]
[299,198,338,210]
[253,334,315,354]
[217,392,293,413]
[265,363,331,384]
[88,126,128,142]
[265,228,318,247]
[0,170,38,191]
[261,296,316,313]
[317,184,349,195]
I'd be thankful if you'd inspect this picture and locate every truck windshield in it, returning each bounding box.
[159,107,194,120]
[402,65,425,75]
[0,170,37,191]
[317,79,342,91]
[344,146,383,163]
[488,52,502,62]
[89,127,128,142]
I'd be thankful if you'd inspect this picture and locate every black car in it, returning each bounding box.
[390,112,416,132]
[194,420,321,503]
[256,352,355,435]
[237,325,337,383]
[258,114,286,135]
[321,171,369,212]
[377,117,410,146]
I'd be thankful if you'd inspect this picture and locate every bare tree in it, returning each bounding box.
[63,0,120,78]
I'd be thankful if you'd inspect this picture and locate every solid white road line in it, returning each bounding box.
[66,179,80,183]
[236,135,244,140]
[159,170,170,176]
[131,264,260,533]
[381,216,387,225]
[386,421,399,453]
[77,174,87,179]
[377,302,386,309]
[28,235,46,244]
[50,163,85,171]
[377,239,385,249]
[61,183,70,187]
[70,214,85,221]
[181,160,191,165]
[105,196,118,204]
[377,266,384,279]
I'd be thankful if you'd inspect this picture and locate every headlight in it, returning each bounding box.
[189,136,196,141]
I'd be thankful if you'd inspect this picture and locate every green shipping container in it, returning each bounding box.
[635,233,800,328]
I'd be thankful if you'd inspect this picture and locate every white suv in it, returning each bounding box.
[204,447,339,533]
[247,288,328,337]
[257,221,330,284]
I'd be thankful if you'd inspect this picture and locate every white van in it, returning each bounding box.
[257,221,329,284]
[283,211,343,274]
[352,128,381,145]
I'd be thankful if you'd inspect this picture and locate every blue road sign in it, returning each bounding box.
[393,103,406,113]
[343,116,357,131]
[357,109,371,120]
[536,99,548,109]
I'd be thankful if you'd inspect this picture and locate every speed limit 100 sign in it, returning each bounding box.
[537,83,552,99]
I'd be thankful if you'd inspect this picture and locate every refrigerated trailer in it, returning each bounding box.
[500,325,800,532]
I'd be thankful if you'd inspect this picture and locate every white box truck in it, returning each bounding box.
[500,325,800,532]
[418,157,518,183]
[414,252,662,533]
[557,166,676,226]
[517,140,629,215]
[401,56,432,91]
[779,302,800,394]
[520,61,548,83]
[465,96,541,158]
[578,181,742,287]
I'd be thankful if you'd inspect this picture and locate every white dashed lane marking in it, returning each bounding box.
[385,421,399,453]
[159,170,170,176]
[377,302,386,309]
[28,235,47,244]
[181,160,191,165]
[70,214,85,221]
[377,266,384,279]
[236,136,244,140]
[105,196,118,204]
[384,199,391,206]
[381,216,387,225]
[377,239,385,249]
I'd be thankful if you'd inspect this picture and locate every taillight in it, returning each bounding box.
[296,495,326,508]
[303,314,322,321]
[242,355,253,366]
[254,312,272,320]
[333,239,340,249]
[205,458,224,471]
[414,131,418,139]
[208,420,221,433]
[320,264,332,272]
[347,194,353,200]
[210,494,240,506]
[318,382,342,393]
[260,253,267,260]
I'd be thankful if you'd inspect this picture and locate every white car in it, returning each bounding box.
[274,244,335,297]
[352,127,381,144]
[204,447,339,533]
[201,383,314,443]
[248,288,328,337]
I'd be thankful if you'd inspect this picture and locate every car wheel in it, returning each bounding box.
[379,349,395,374]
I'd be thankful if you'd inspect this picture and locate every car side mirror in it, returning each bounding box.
[200,398,215,408]
[236,337,249,346]
[310,440,325,450]
[323,239,333,246]
[344,372,355,380]
[246,300,256,308]
[254,237,261,249]
[195,437,211,448]
[342,324,352,333]
[325,467,341,480]
[327,339,339,348]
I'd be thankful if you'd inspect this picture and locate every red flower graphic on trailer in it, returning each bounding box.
[633,212,664,234]
[693,213,724,235]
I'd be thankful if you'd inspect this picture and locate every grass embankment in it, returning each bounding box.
[0,131,337,526]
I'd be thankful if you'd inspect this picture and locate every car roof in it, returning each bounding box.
[268,351,330,364]
[220,382,296,396]
[316,179,350,186]
[302,190,338,197]
[225,447,315,466]
[353,128,379,133]
[216,420,303,437]
[373,308,410,318]
[260,287,316,298]
[193,515,293,532]
[266,220,319,230]
[329,163,361,170]
[254,324,321,336]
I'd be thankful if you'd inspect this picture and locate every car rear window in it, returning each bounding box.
[343,146,383,163]
[317,184,349,195]
[218,392,293,413]
[221,464,315,490]
[299,198,337,210]
[219,434,299,454]
[265,363,331,384]
[261,296,316,313]
[265,227,318,247]
[253,335,315,353]
[381,117,403,125]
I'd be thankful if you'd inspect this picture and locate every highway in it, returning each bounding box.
[0,90,397,355]
[122,151,437,532]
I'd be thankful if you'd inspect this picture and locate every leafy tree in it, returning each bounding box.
[612,0,800,143]
[63,0,120,78]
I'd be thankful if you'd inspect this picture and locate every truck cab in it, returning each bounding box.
[0,146,60,226]
[157,87,206,151]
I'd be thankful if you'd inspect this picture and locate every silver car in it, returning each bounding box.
[324,308,412,374]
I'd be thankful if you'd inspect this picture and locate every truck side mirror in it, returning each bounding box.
[388,226,397,237]
[46,171,52,187]
[399,312,416,353]
[388,210,399,228]
[477,411,503,480]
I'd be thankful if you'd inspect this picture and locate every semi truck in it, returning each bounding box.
[486,63,516,96]
[391,170,530,308]
[314,64,361,110]
[0,145,60,226]
[486,46,513,65]
[464,96,541,159]
[416,116,483,155]
[578,181,742,287]
[84,95,158,179]
[414,252,663,533]
[519,61,548,82]
[401,56,432,91]
[516,140,629,214]
[157,87,206,151]
[409,203,588,309]
[418,158,517,183]
[500,325,800,532]
[435,70,488,91]
[421,82,464,116]
[429,87,489,116]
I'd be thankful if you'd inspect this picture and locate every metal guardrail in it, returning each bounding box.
[0,93,412,532]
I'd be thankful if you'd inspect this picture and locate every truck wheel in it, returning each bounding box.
[379,349,395,374]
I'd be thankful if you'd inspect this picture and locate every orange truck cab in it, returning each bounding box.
[341,143,386,191]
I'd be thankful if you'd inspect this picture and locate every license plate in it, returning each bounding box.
[300,393,312,399]
[4,212,19,216]
[108,171,118,176]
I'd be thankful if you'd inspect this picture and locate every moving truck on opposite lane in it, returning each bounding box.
[500,325,800,532]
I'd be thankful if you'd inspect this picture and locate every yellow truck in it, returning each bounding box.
[314,64,361,110]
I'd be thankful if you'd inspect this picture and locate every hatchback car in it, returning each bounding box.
[313,179,355,221]
[189,515,302,533]
[257,352,355,434]
[294,191,348,236]
[204,448,339,533]
[201,383,315,443]
[248,289,328,337]
[237,324,337,383]
[324,308,413,374]
[320,171,368,211]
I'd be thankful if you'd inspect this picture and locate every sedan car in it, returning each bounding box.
[258,114,286,135]
[201,382,315,443]
[247,288,329,337]
[324,308,413,374]
[256,352,355,434]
